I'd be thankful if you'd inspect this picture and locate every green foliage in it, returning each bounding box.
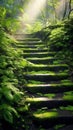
[26,21,43,33]
[0,5,27,124]
[0,104,18,123]
[0,34,22,123]
[45,18,73,70]
[0,31,24,123]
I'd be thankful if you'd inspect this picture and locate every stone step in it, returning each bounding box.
[23,52,55,58]
[16,35,73,129]
[32,109,73,128]
[17,38,40,41]
[16,44,46,48]
[26,57,55,64]
[15,34,40,40]
[17,40,42,45]
[26,83,73,94]
[24,73,69,82]
[27,64,68,72]
[22,48,48,52]
[26,97,73,109]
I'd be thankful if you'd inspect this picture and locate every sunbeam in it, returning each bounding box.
[23,0,46,23]
[18,0,46,33]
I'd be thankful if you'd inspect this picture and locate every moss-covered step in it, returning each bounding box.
[17,40,42,45]
[26,57,56,64]
[26,70,69,75]
[16,44,46,48]
[32,109,73,128]
[23,52,55,58]
[17,37,40,41]
[24,72,69,82]
[60,105,73,111]
[63,91,73,101]
[22,48,48,52]
[26,82,73,94]
[27,64,68,72]
[26,97,73,109]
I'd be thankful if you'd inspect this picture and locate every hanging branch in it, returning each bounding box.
[68,0,73,18]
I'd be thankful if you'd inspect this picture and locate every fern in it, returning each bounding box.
[1,81,23,101]
[0,104,18,123]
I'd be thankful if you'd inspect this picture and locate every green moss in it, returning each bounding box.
[64,91,73,95]
[60,105,73,111]
[54,124,65,130]
[29,64,68,67]
[27,81,73,88]
[26,71,68,77]
[27,80,44,85]
[61,79,73,83]
[27,71,55,75]
[36,93,55,98]
[63,91,73,100]
[44,93,55,98]
[33,111,58,119]
[26,97,48,102]
[63,95,73,100]
[27,56,53,60]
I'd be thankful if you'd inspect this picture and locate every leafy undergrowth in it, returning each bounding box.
[0,29,27,124]
[38,18,73,80]
[45,18,73,80]
[0,6,28,130]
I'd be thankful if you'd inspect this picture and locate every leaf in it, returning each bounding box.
[13,91,23,102]
[3,8,6,16]
[7,106,19,117]
[0,104,19,118]
[19,8,24,13]
[4,90,14,101]
[4,111,13,123]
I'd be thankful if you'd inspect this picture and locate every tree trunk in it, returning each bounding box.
[68,0,73,18]
[68,0,71,18]
[52,0,57,22]
[62,0,68,20]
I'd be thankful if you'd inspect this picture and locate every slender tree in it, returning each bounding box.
[62,0,68,19]
[68,0,73,18]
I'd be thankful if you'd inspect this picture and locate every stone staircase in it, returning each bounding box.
[17,36,73,129]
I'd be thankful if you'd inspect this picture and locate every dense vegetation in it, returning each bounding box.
[0,1,28,127]
[0,0,73,130]
[40,18,73,80]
